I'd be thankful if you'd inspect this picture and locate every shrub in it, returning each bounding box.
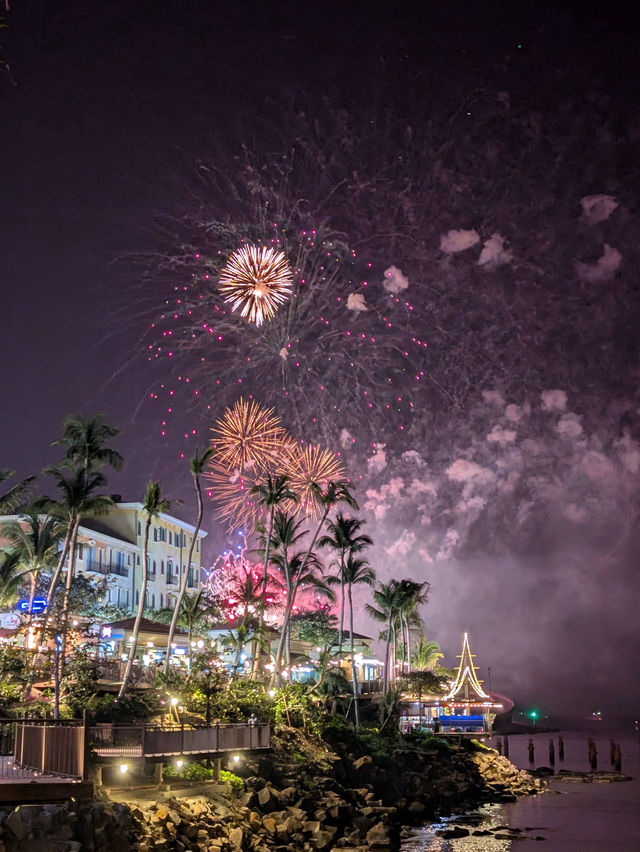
[92,692,160,723]
[219,769,244,795]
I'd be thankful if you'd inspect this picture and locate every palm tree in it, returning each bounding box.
[250,474,297,677]
[0,469,36,514]
[55,413,124,474]
[37,413,123,653]
[0,549,27,606]
[342,554,375,726]
[291,480,358,606]
[119,481,169,698]
[40,465,114,652]
[365,580,402,694]
[2,510,65,623]
[222,619,270,677]
[319,514,372,660]
[267,511,334,687]
[411,637,443,672]
[395,580,430,673]
[164,446,214,672]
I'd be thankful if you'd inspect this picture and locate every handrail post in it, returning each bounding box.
[41,720,47,773]
[82,710,89,780]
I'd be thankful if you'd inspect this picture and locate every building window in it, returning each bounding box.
[152,594,155,609]
[161,560,164,575]
[137,555,141,566]
[136,591,139,605]
[137,521,141,536]
[160,594,164,608]
[152,560,156,576]
[126,590,130,607]
[169,531,172,545]
[196,539,200,553]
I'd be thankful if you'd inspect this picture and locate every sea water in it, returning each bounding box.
[401,730,640,851]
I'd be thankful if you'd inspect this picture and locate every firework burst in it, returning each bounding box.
[210,397,288,471]
[284,444,346,519]
[219,245,293,327]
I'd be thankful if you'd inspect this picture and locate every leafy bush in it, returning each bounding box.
[208,680,275,724]
[402,728,450,752]
[219,769,244,795]
[92,692,160,723]
[163,761,214,781]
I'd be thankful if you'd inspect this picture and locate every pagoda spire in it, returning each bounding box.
[444,632,489,701]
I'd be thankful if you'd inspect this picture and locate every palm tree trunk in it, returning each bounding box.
[119,518,150,697]
[164,473,202,673]
[251,505,274,680]
[348,584,359,726]
[269,587,293,689]
[60,516,81,657]
[292,504,330,589]
[337,576,346,661]
[36,521,73,654]
[383,613,392,694]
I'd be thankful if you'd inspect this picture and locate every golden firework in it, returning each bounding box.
[211,398,287,472]
[284,443,346,518]
[219,244,293,327]
[206,462,262,532]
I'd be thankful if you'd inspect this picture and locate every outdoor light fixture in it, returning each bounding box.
[119,764,129,774]
[72,620,79,627]
[176,759,184,768]
[170,697,179,706]
[232,754,240,763]
[268,689,276,698]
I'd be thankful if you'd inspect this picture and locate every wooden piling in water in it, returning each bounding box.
[496,739,503,755]
[614,743,622,773]
[588,738,598,771]
[609,739,616,766]
[528,738,535,764]
[503,736,509,758]
[548,738,555,766]
[558,736,564,761]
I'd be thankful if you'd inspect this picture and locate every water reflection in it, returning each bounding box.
[402,803,526,851]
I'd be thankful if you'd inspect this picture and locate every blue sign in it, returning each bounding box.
[17,597,47,614]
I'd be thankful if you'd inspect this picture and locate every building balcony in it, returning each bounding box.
[84,560,129,578]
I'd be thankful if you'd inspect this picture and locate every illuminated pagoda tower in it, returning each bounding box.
[444,631,490,703]
[439,632,505,732]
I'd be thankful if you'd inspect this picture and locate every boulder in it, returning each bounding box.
[228,826,244,848]
[365,822,391,848]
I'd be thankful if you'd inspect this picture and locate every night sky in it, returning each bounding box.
[2,1,639,717]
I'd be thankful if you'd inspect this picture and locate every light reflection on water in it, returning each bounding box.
[401,730,640,851]
[401,804,517,852]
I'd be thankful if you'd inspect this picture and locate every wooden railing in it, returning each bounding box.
[14,721,85,779]
[88,721,271,757]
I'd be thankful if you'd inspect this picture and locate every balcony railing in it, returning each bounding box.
[84,560,129,578]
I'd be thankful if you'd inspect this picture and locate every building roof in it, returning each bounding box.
[111,502,208,536]
[103,617,186,636]
[80,519,136,546]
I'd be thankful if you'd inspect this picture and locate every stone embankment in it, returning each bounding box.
[0,731,544,851]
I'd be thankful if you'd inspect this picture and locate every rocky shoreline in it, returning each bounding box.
[0,729,544,851]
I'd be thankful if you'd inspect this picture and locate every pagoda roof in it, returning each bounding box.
[444,632,490,702]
